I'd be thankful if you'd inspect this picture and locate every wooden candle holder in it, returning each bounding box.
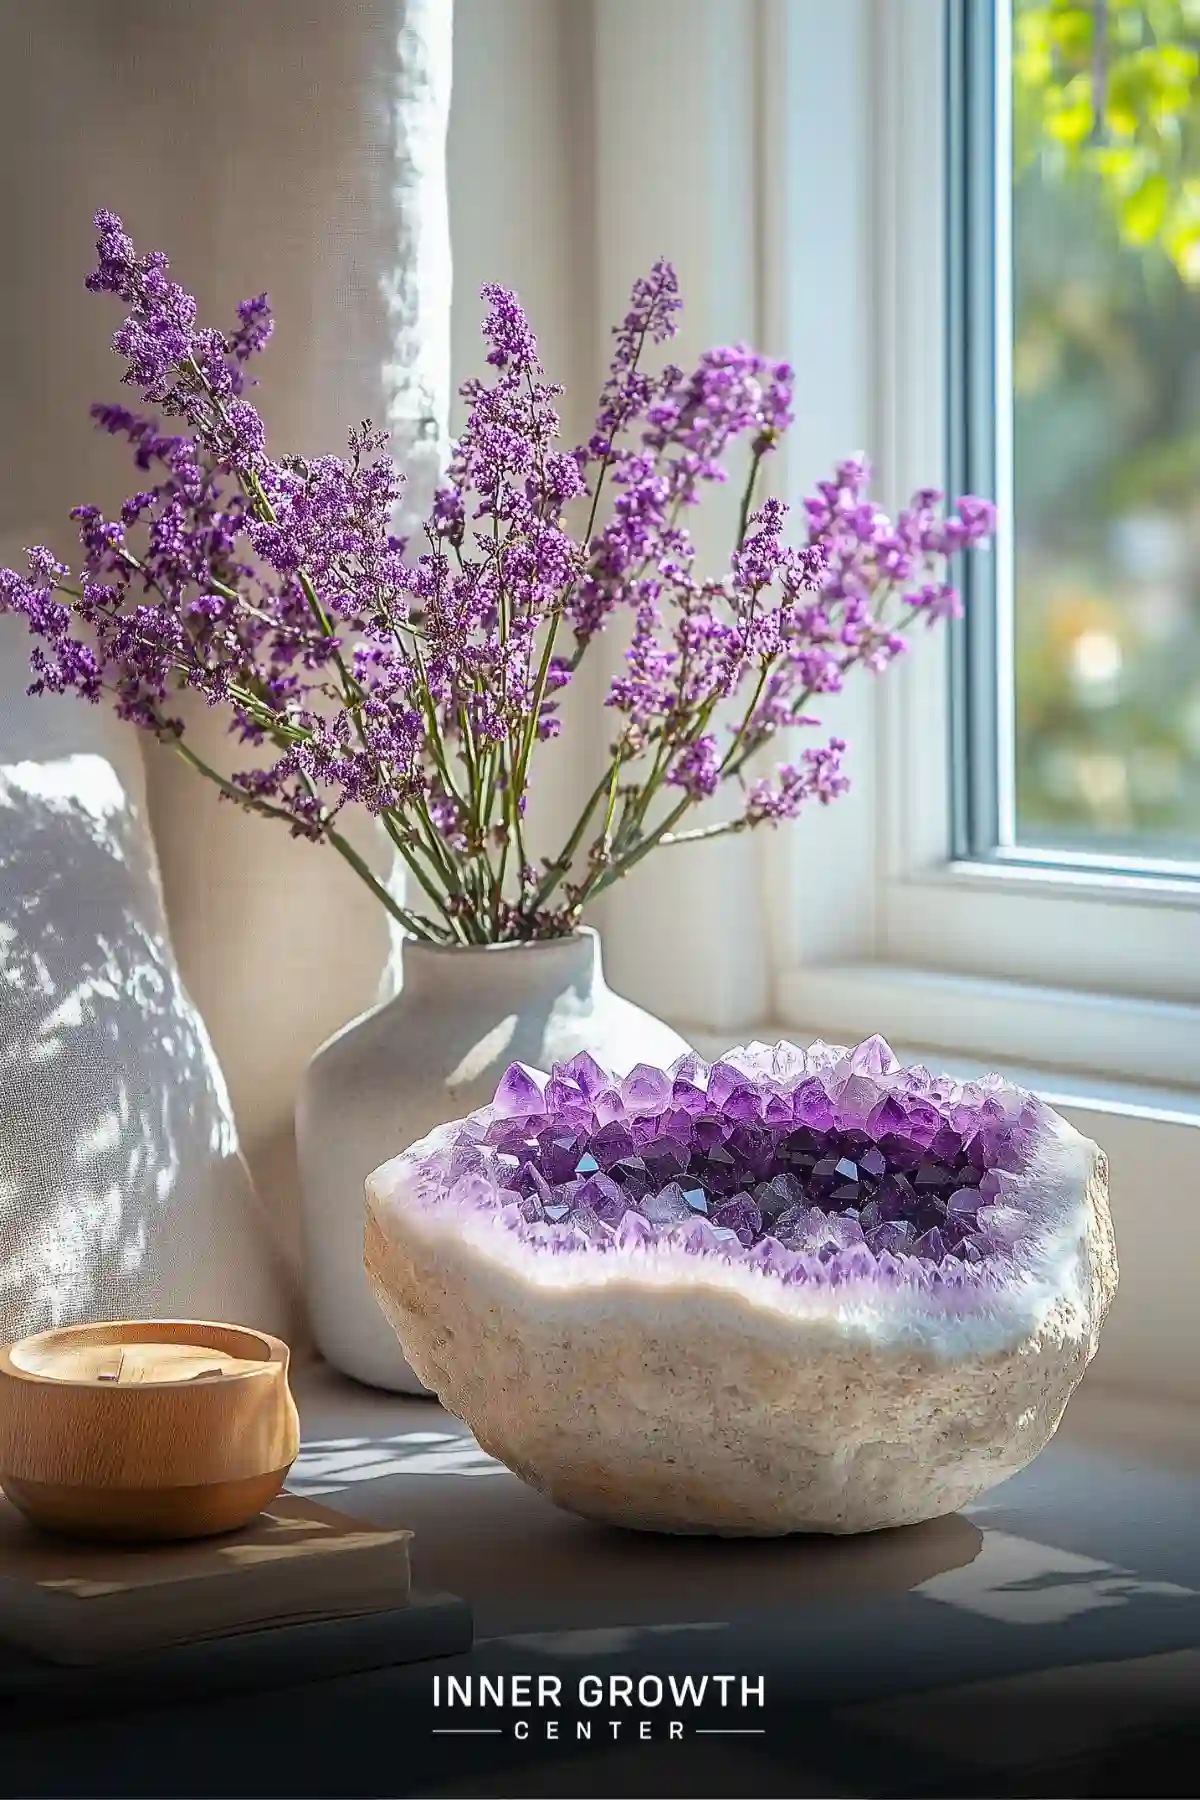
[0,1321,300,1542]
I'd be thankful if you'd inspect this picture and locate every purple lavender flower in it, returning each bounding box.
[0,212,995,945]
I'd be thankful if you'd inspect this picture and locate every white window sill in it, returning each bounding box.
[775,963,1200,1094]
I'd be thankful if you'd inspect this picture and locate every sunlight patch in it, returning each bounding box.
[288,1430,507,1495]
[916,1529,1195,1625]
[1,755,126,821]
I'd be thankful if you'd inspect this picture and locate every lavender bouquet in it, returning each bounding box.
[0,212,994,946]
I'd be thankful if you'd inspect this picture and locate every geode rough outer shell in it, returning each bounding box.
[364,1038,1117,1535]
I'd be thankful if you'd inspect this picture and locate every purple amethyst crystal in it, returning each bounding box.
[850,1034,900,1076]
[493,1062,550,1118]
[560,1051,608,1098]
[575,1171,626,1225]
[622,1063,673,1115]
[639,1183,696,1226]
[421,1038,1052,1281]
[712,1195,763,1244]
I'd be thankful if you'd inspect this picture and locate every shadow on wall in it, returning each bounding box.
[0,739,297,1342]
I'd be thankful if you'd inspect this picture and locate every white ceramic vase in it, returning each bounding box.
[295,926,692,1392]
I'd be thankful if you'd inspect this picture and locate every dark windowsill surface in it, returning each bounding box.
[1,1365,1196,1798]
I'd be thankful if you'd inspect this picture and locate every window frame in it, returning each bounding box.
[768,0,1200,1087]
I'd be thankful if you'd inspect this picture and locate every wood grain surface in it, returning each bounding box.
[0,1321,300,1540]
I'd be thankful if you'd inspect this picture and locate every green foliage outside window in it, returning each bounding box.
[1010,1,1200,853]
[1015,0,1200,281]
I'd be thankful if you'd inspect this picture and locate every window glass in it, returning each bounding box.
[1012,0,1200,856]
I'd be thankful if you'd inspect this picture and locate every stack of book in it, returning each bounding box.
[0,1492,471,1711]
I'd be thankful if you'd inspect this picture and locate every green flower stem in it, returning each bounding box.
[325,821,449,942]
[735,445,768,551]
[60,583,311,757]
[457,706,482,828]
[413,795,490,945]
[169,735,444,941]
[510,776,530,907]
[410,640,471,816]
[721,663,831,785]
[610,729,674,860]
[599,753,623,854]
[402,788,476,920]
[480,741,501,852]
[522,764,614,915]
[578,445,770,881]
[610,617,702,856]
[378,811,469,943]
[494,789,513,928]
[256,694,464,945]
[510,320,654,825]
[168,735,297,827]
[490,517,517,930]
[223,686,310,742]
[609,684,720,873]
[657,817,748,850]
[583,788,692,900]
[455,701,501,894]
[597,665,818,896]
[582,661,777,904]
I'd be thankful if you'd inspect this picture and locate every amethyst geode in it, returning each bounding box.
[365,1038,1117,1535]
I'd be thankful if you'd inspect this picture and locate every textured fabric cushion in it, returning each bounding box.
[0,612,298,1343]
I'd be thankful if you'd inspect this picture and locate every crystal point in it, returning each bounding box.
[493,1062,550,1119]
[560,1050,608,1097]
[621,1062,672,1115]
[639,1182,694,1225]
[850,1034,900,1076]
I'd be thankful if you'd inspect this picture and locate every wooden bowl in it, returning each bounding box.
[0,1320,300,1542]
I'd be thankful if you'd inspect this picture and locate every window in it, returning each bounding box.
[772,0,1200,1087]
[955,0,1200,868]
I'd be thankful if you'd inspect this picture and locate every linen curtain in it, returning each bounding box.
[0,0,453,1342]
